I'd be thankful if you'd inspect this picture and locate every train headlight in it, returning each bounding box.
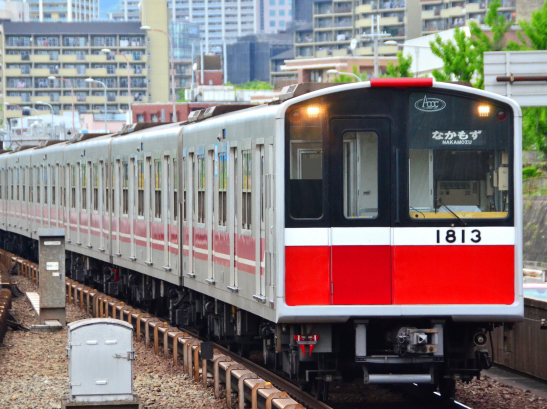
[307,106,320,118]
[477,104,491,118]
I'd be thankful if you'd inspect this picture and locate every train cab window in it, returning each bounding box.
[81,163,87,210]
[343,132,379,219]
[91,163,99,210]
[122,161,129,215]
[71,165,76,209]
[407,93,511,220]
[197,155,205,223]
[154,159,162,219]
[173,158,178,221]
[137,160,144,216]
[288,105,323,219]
[218,153,227,226]
[242,150,252,230]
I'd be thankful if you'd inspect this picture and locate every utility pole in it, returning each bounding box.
[366,15,390,78]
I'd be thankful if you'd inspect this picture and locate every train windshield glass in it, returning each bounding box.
[287,104,324,219]
[407,92,512,220]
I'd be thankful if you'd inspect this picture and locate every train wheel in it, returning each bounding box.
[439,377,456,400]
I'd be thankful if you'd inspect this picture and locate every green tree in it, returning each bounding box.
[522,107,547,153]
[226,81,274,90]
[384,51,413,78]
[514,1,547,50]
[469,0,514,88]
[332,65,367,82]
[177,89,187,102]
[429,27,480,85]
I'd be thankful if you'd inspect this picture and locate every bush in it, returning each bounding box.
[523,166,539,179]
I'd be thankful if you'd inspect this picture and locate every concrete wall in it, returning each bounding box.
[491,297,547,381]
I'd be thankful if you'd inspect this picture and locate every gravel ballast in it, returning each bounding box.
[1,272,546,409]
[0,275,223,409]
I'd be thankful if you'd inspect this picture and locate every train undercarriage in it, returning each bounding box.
[1,230,495,401]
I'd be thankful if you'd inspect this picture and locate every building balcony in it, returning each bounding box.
[422,9,441,19]
[116,95,134,104]
[6,110,23,119]
[59,96,76,104]
[465,3,483,13]
[333,49,349,57]
[29,55,53,63]
[31,96,50,103]
[86,55,108,63]
[5,96,22,104]
[86,96,109,104]
[356,46,373,55]
[86,68,107,76]
[59,68,77,76]
[378,45,398,54]
[316,50,329,58]
[4,55,24,63]
[333,6,352,14]
[355,4,373,14]
[30,68,51,76]
[355,18,372,28]
[441,6,465,18]
[4,68,25,76]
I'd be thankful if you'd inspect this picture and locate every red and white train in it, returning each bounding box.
[0,79,523,399]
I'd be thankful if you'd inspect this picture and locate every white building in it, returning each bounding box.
[0,1,30,22]
[28,0,99,22]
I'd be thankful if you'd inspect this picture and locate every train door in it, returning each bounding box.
[266,144,275,305]
[130,158,136,260]
[187,152,194,277]
[99,161,105,252]
[76,163,81,245]
[115,159,121,256]
[228,147,237,291]
[163,155,170,270]
[65,164,70,243]
[87,161,92,247]
[145,157,152,265]
[206,150,214,283]
[254,144,266,302]
[329,118,392,305]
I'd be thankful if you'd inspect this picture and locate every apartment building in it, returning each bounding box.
[294,0,521,60]
[0,21,151,125]
[0,1,30,22]
[422,0,516,35]
[28,0,99,22]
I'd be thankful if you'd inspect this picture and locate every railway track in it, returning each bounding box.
[0,248,474,409]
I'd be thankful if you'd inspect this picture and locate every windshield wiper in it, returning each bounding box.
[435,198,467,226]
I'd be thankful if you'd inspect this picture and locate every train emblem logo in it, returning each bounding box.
[415,95,446,112]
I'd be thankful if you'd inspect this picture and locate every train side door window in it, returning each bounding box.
[218,152,227,227]
[342,132,379,219]
[288,105,324,219]
[16,167,20,201]
[22,167,26,202]
[104,163,109,213]
[93,163,99,211]
[44,166,49,205]
[71,165,76,209]
[111,162,115,213]
[137,160,144,217]
[52,165,57,205]
[197,155,205,224]
[182,156,187,223]
[81,162,87,211]
[154,159,162,219]
[242,149,252,231]
[173,158,178,221]
[36,167,41,204]
[122,161,129,215]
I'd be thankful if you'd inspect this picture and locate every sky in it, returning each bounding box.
[100,0,120,18]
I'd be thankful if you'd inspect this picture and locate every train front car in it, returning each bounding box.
[276,80,522,399]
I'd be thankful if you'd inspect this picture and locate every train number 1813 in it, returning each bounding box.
[436,229,481,244]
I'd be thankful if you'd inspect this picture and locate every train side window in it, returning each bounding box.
[173,158,178,221]
[343,132,378,219]
[122,161,129,215]
[242,150,252,230]
[10,168,14,200]
[137,160,144,216]
[81,163,87,210]
[36,167,41,204]
[197,155,205,224]
[93,163,99,211]
[71,165,76,209]
[288,106,323,219]
[218,152,227,227]
[154,159,162,219]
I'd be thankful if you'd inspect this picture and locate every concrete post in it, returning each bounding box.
[38,228,66,325]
